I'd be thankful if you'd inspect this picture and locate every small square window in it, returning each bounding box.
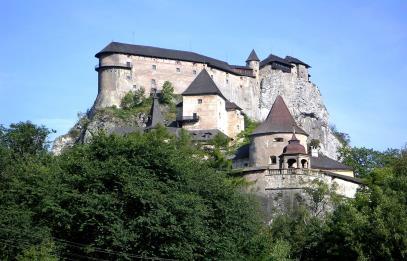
[176,68,180,73]
[176,61,181,65]
[226,79,229,84]
[152,65,156,70]
[198,99,202,104]
[240,85,243,88]
[193,70,197,75]
[151,79,156,86]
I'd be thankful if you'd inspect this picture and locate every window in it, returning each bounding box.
[240,85,243,88]
[237,125,240,130]
[226,79,229,84]
[193,112,197,119]
[193,70,197,75]
[270,156,277,165]
[176,68,180,73]
[126,61,131,67]
[133,85,137,89]
[176,61,181,65]
[152,65,156,70]
[151,79,156,87]
[198,99,202,104]
[273,137,284,142]
[211,75,213,79]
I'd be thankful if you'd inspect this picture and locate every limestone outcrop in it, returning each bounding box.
[259,67,341,159]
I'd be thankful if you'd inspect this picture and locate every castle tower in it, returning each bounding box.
[246,49,260,78]
[249,95,309,168]
[279,131,310,169]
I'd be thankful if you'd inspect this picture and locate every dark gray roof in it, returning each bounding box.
[225,100,242,111]
[234,144,250,160]
[145,94,164,129]
[182,70,226,99]
[284,56,311,68]
[188,129,228,142]
[252,95,308,136]
[96,42,246,76]
[246,49,260,62]
[260,53,293,68]
[324,171,364,184]
[311,154,353,170]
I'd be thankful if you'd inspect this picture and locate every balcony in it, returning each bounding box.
[176,115,200,123]
[95,62,133,71]
[268,168,321,176]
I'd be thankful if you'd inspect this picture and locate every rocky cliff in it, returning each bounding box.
[259,66,341,159]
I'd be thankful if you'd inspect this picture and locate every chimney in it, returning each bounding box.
[311,147,319,157]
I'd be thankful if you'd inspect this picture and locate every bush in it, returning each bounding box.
[160,81,174,104]
[121,88,146,109]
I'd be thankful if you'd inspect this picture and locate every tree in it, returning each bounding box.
[160,81,174,104]
[0,121,53,156]
[330,124,350,146]
[0,124,268,260]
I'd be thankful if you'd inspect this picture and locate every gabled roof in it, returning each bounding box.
[311,154,353,170]
[246,49,260,62]
[145,94,164,129]
[225,100,242,111]
[96,42,246,76]
[251,95,308,136]
[260,53,293,68]
[284,56,311,68]
[182,69,226,99]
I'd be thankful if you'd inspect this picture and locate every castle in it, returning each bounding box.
[88,42,362,202]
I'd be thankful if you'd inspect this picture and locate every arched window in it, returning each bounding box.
[269,156,277,165]
[287,159,297,168]
[301,159,308,168]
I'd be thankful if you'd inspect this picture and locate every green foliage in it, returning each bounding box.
[338,146,401,178]
[17,241,58,261]
[330,124,350,146]
[309,139,320,149]
[104,96,153,120]
[0,121,54,156]
[120,88,146,109]
[160,81,174,104]
[0,123,267,260]
[236,114,259,146]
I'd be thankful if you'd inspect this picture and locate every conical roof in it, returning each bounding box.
[146,93,164,129]
[182,69,226,99]
[246,49,260,62]
[282,131,307,155]
[251,95,308,136]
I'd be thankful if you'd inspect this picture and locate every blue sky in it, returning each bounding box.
[0,0,406,151]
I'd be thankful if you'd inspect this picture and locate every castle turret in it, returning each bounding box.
[285,56,311,81]
[249,95,309,168]
[246,49,260,78]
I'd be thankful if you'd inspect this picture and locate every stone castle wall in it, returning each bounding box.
[93,53,261,119]
[93,51,342,159]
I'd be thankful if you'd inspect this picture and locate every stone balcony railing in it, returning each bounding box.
[268,168,321,176]
[176,115,200,123]
[95,62,133,71]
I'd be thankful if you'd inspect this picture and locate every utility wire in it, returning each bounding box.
[0,225,175,260]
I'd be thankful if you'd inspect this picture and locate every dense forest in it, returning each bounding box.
[0,121,406,260]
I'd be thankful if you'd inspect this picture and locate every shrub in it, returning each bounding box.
[160,81,174,104]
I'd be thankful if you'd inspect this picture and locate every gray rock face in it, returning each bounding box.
[259,66,341,159]
[51,110,148,155]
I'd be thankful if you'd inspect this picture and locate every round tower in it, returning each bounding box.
[246,49,260,78]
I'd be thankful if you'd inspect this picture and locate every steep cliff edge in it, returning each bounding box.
[259,67,342,159]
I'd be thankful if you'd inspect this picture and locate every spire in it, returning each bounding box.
[246,49,260,62]
[182,69,226,99]
[146,92,164,129]
[251,95,308,136]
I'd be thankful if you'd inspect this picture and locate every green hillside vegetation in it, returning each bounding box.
[0,121,406,260]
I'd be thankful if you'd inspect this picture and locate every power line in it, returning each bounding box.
[0,225,175,260]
